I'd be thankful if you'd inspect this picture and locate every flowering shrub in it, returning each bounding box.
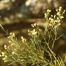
[0,7,65,66]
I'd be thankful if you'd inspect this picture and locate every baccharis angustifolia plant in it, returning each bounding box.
[0,7,65,66]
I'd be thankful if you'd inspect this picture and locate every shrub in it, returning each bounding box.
[0,7,65,66]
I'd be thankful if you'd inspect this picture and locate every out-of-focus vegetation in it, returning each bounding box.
[0,0,66,24]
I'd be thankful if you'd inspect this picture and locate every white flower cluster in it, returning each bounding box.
[8,32,15,39]
[28,29,37,36]
[31,23,37,27]
[21,36,26,43]
[0,52,8,62]
[44,7,65,29]
[44,9,51,19]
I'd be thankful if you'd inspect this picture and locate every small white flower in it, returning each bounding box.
[54,23,61,29]
[2,52,5,56]
[12,51,15,55]
[31,23,37,27]
[10,33,15,37]
[31,29,37,35]
[49,18,54,23]
[44,13,47,18]
[59,7,62,11]
[2,55,8,62]
[4,45,7,49]
[57,12,60,16]
[8,40,12,43]
[47,9,51,13]
[60,16,64,19]
[21,36,26,42]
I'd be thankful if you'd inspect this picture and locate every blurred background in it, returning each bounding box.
[0,0,66,66]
